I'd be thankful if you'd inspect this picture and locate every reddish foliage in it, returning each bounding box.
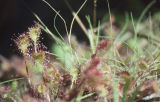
[84,58,100,74]
[117,71,130,77]
[96,40,108,51]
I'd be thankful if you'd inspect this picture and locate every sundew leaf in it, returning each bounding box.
[139,60,149,70]
[34,14,63,44]
[15,34,30,54]
[29,25,41,44]
[37,84,47,93]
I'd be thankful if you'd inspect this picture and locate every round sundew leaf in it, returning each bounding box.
[16,34,30,54]
[139,60,149,70]
[55,73,61,82]
[47,68,54,75]
[37,84,46,93]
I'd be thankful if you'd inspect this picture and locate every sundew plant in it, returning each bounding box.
[1,0,160,102]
